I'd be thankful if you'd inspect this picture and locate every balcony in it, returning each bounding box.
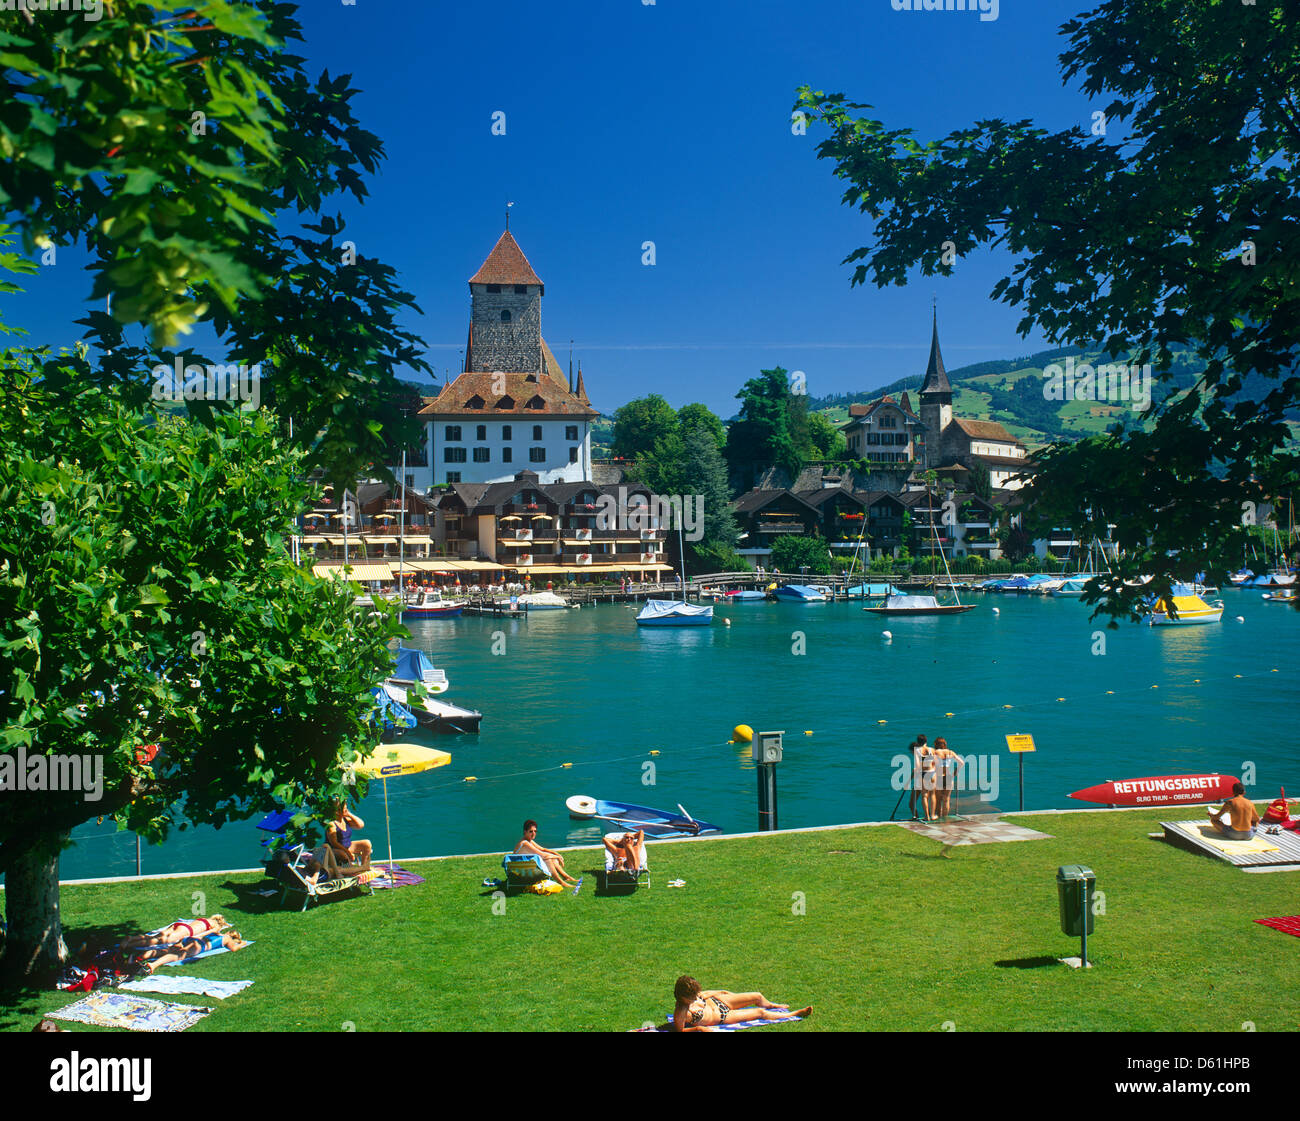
[757,521,808,535]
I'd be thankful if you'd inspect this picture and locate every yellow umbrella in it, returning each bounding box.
[349,743,451,875]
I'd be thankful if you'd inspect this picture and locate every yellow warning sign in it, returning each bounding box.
[1005,734,1036,753]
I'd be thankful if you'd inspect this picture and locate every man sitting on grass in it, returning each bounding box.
[1208,782,1260,840]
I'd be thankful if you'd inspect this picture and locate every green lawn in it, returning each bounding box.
[4,810,1297,1032]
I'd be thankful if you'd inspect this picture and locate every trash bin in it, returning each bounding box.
[1056,865,1095,937]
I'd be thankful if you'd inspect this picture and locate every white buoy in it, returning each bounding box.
[992,607,1000,615]
[881,630,892,641]
[1236,615,1245,622]
[723,618,731,627]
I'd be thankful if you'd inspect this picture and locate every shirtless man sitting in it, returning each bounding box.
[1208,782,1260,840]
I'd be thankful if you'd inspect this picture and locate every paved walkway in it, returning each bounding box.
[899,815,1055,846]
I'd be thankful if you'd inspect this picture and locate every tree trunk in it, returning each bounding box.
[2,833,69,982]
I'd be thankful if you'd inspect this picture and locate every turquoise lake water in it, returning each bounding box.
[56,590,1298,880]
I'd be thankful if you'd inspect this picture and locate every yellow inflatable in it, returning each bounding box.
[732,724,754,744]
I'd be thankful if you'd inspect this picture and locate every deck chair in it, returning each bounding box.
[604,832,650,891]
[502,852,554,894]
[276,845,376,912]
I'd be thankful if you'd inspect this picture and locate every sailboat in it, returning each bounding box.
[865,483,974,616]
[636,521,713,627]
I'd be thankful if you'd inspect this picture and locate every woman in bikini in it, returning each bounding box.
[131,930,250,974]
[931,738,964,820]
[119,915,230,950]
[671,976,811,1032]
[907,735,935,821]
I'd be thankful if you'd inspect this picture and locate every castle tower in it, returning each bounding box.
[918,308,952,471]
[466,230,544,374]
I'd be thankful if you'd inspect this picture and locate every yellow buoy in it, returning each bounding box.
[561,762,572,768]
[877,719,887,725]
[1151,685,1158,690]
[650,749,661,756]
[804,730,813,735]
[1234,674,1243,679]
[1192,679,1200,684]
[732,724,754,744]
[944,712,954,718]
[464,776,477,783]
[1105,690,1114,695]
[1056,697,1066,703]
[1002,705,1013,710]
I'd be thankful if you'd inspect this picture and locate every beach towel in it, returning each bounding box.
[1173,822,1280,855]
[118,976,253,1000]
[368,863,425,890]
[156,940,254,967]
[659,1010,806,1031]
[1254,916,1300,939]
[47,991,212,1032]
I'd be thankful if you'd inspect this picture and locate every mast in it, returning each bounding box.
[398,449,407,620]
[928,479,962,606]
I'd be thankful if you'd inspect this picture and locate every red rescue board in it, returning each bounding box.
[1069,773,1238,806]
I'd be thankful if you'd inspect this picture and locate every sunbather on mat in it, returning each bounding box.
[119,915,230,950]
[604,829,647,875]
[131,930,249,974]
[671,976,811,1032]
[1209,782,1260,840]
[514,819,580,887]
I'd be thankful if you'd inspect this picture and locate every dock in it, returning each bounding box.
[1159,820,1300,869]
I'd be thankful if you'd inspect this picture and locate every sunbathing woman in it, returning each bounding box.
[514,820,580,887]
[327,801,372,870]
[119,915,230,950]
[131,930,249,974]
[603,829,646,876]
[671,975,811,1032]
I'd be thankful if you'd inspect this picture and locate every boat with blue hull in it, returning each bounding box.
[565,795,720,837]
[773,584,828,602]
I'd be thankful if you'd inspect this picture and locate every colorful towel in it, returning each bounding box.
[660,1010,806,1031]
[47,991,211,1032]
[1173,822,1280,854]
[157,940,253,967]
[368,863,425,890]
[118,976,253,1000]
[1255,916,1300,939]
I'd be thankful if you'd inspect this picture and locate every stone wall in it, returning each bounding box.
[469,286,541,372]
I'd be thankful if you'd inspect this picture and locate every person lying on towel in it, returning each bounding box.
[1208,782,1260,840]
[119,915,231,950]
[671,976,812,1032]
[129,930,249,974]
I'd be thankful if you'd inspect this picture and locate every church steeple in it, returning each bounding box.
[917,307,952,471]
[919,306,951,399]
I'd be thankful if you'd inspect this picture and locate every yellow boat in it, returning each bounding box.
[1149,591,1224,626]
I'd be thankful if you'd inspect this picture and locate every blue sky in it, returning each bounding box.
[14,0,1108,418]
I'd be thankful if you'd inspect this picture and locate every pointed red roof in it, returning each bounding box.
[469,230,544,292]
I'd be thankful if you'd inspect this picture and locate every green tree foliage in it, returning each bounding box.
[969,460,993,502]
[797,0,1300,618]
[2,2,427,488]
[677,402,726,449]
[611,394,680,460]
[769,534,834,576]
[807,412,849,460]
[726,367,801,486]
[0,369,400,977]
[683,427,740,561]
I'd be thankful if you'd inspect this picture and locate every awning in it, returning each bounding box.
[498,539,533,548]
[362,536,398,544]
[402,536,433,545]
[312,563,395,581]
[298,536,327,544]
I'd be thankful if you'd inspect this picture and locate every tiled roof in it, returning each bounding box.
[417,370,597,418]
[972,452,1036,470]
[794,487,865,509]
[469,230,544,291]
[952,418,1021,445]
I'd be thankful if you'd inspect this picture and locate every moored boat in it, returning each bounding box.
[636,598,714,626]
[565,795,720,837]
[404,589,465,618]
[383,681,482,734]
[1148,587,1224,625]
[772,584,828,602]
[388,645,450,694]
[864,593,975,616]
